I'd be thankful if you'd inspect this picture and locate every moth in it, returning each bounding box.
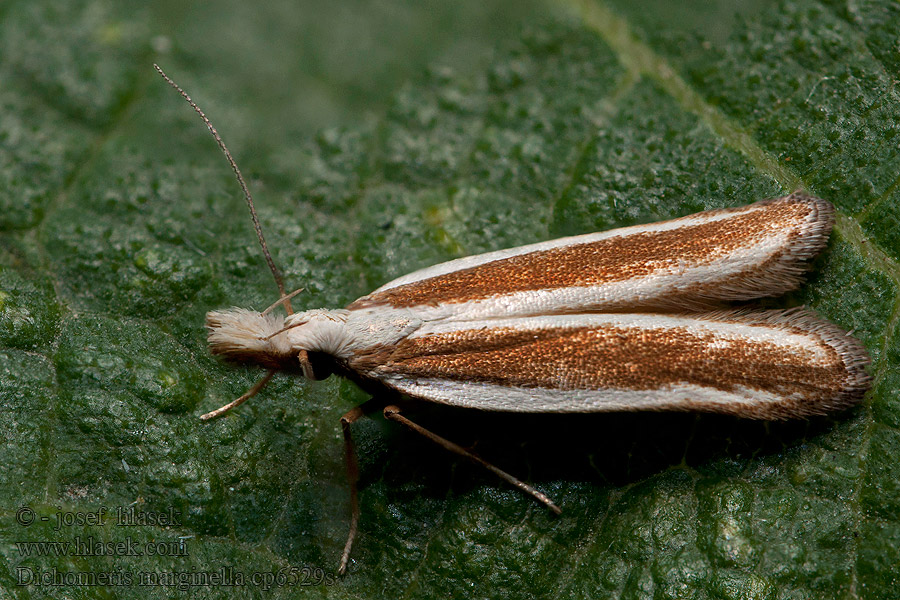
[156,66,871,575]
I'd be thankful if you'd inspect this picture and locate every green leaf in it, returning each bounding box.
[2,0,899,598]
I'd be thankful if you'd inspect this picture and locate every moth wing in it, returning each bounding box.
[348,310,869,420]
[347,193,834,320]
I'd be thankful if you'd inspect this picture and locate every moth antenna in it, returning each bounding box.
[154,64,293,315]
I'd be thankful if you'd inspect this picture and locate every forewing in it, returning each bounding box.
[347,193,834,320]
[348,310,869,420]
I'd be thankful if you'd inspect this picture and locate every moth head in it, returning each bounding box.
[206,308,298,370]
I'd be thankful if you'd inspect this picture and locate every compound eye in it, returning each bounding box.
[298,350,335,381]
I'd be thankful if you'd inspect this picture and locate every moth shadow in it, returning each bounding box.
[360,398,848,501]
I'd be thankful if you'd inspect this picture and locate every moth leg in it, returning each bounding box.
[382,405,562,515]
[338,398,384,576]
[199,369,276,421]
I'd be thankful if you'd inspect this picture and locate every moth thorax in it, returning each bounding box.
[206,308,296,370]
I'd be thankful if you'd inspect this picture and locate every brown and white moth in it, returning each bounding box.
[207,195,869,420]
[156,66,870,575]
